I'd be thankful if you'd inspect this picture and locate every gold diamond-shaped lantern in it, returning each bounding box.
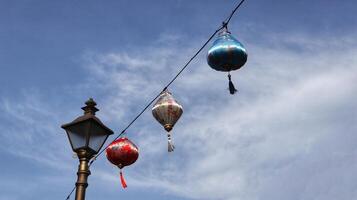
[152,90,183,152]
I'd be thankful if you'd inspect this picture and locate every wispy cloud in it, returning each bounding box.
[0,89,74,170]
[1,31,356,200]
[82,32,357,200]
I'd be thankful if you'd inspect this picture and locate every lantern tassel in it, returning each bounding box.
[228,73,237,95]
[120,170,128,188]
[167,133,175,152]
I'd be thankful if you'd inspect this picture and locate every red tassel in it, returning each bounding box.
[120,170,128,188]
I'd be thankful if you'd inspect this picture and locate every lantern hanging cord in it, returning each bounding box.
[64,0,246,199]
[224,0,246,27]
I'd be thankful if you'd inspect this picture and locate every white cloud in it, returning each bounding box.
[84,33,357,200]
[0,90,74,170]
[1,32,356,200]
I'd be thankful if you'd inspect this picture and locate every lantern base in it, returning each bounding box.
[164,124,173,132]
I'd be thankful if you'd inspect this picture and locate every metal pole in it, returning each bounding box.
[75,150,91,200]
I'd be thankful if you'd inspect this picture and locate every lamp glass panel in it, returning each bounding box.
[67,122,89,150]
[88,123,109,153]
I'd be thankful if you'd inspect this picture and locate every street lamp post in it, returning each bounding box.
[61,98,114,200]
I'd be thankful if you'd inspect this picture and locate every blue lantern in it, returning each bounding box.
[207,27,247,94]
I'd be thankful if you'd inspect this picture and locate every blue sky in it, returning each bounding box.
[1,0,357,200]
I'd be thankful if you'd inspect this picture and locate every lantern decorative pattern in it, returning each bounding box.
[207,27,248,94]
[152,90,183,152]
[106,137,139,188]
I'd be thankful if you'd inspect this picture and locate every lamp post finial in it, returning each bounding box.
[82,98,99,115]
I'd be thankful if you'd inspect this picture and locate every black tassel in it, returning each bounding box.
[228,73,237,94]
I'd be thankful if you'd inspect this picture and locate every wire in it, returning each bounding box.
[90,26,224,164]
[87,26,223,167]
[88,90,165,166]
[224,0,246,26]
[64,0,246,199]
[65,187,75,200]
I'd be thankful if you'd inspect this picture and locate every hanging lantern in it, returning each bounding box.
[207,26,248,94]
[152,90,183,152]
[106,137,139,188]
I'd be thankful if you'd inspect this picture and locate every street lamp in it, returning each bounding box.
[61,98,114,200]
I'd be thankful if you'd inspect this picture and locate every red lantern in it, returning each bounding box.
[106,137,139,188]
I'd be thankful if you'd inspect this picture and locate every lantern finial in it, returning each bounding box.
[82,98,99,115]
